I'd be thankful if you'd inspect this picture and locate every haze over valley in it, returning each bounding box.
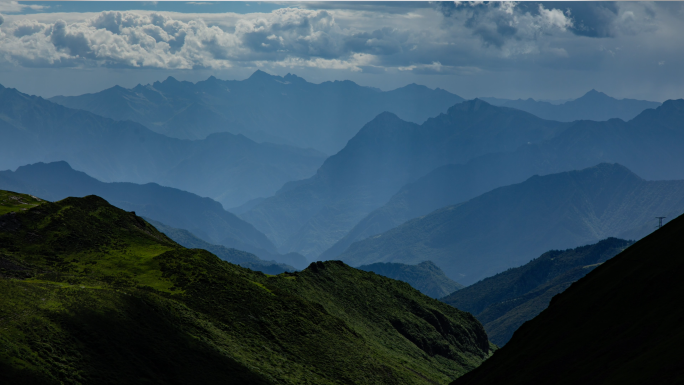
[1,2,683,384]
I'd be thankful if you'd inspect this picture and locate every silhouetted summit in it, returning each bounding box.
[482,89,660,122]
[243,100,569,258]
[0,86,325,208]
[452,213,684,385]
[50,71,464,153]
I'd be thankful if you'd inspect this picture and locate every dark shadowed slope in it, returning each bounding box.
[358,261,463,299]
[50,71,464,154]
[143,218,297,275]
[337,164,684,285]
[242,100,569,258]
[0,84,325,208]
[0,192,493,384]
[482,89,660,122]
[0,161,299,265]
[321,99,684,259]
[451,214,684,385]
[441,238,633,346]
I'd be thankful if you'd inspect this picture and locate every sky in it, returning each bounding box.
[0,1,682,101]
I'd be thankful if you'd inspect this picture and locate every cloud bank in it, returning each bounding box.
[0,2,681,101]
[0,2,664,72]
[0,8,413,70]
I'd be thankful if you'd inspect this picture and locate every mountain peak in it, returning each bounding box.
[248,69,277,81]
[15,161,74,173]
[582,162,642,180]
[101,85,128,94]
[660,98,684,112]
[448,98,496,114]
[283,73,306,83]
[578,89,611,101]
[370,111,403,124]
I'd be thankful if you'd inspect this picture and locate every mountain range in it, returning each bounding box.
[441,238,633,346]
[481,89,660,122]
[336,163,684,285]
[0,161,308,268]
[0,84,325,208]
[0,191,493,384]
[320,99,684,259]
[50,71,465,154]
[242,100,570,258]
[357,261,463,299]
[452,214,684,385]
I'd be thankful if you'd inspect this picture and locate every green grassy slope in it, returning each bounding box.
[0,190,45,216]
[0,161,286,262]
[358,261,463,299]
[441,238,633,345]
[0,192,493,384]
[144,217,297,275]
[451,215,684,385]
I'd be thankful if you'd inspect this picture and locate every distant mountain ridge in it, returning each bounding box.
[481,89,660,122]
[441,238,633,346]
[242,100,569,258]
[0,161,308,268]
[336,164,684,285]
[358,261,463,299]
[0,84,325,208]
[321,98,684,259]
[50,70,465,154]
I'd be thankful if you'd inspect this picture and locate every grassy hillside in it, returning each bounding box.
[0,191,493,384]
[0,161,289,264]
[0,190,45,216]
[451,214,684,385]
[441,238,633,345]
[144,217,297,275]
[358,261,463,299]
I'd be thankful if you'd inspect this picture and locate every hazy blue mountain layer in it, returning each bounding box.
[337,164,684,285]
[0,84,325,208]
[242,100,569,258]
[50,70,465,154]
[442,238,633,346]
[358,261,463,299]
[451,215,684,385]
[321,99,684,259]
[481,89,660,122]
[143,218,298,274]
[0,161,311,268]
[0,192,494,384]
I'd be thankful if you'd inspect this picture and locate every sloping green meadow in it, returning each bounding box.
[0,192,493,384]
[0,190,45,216]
